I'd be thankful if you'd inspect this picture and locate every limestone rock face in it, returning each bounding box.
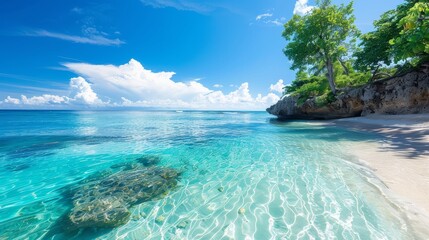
[267,71,429,119]
[360,72,429,115]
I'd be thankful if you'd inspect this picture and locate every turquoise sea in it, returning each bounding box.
[0,111,423,239]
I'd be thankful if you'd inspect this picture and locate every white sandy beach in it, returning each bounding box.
[331,114,429,236]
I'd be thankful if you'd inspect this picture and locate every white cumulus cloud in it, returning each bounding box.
[293,0,314,15]
[21,94,68,105]
[69,77,101,104]
[1,59,282,110]
[1,77,103,108]
[64,59,212,103]
[270,79,285,94]
[4,96,21,104]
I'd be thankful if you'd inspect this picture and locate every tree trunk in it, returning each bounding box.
[326,59,336,95]
[338,58,349,75]
[370,65,380,82]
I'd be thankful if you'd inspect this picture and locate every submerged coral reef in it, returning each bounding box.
[61,155,180,230]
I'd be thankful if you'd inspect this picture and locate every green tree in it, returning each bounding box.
[354,0,428,72]
[391,1,429,61]
[282,0,358,95]
[353,9,400,72]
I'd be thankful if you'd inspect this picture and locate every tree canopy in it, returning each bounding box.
[353,9,400,71]
[355,0,429,71]
[282,0,358,95]
[392,1,429,61]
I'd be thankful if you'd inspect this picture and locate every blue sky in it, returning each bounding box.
[0,0,403,110]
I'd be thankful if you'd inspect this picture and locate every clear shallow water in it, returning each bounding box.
[0,110,422,239]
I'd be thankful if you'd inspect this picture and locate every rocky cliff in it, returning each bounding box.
[267,70,429,119]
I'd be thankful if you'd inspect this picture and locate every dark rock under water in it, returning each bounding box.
[47,155,180,235]
[65,166,180,229]
[136,155,161,166]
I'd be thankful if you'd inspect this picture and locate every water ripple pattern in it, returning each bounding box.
[0,111,423,239]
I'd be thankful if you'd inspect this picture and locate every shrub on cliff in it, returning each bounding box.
[284,61,370,106]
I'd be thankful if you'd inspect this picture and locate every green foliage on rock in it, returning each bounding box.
[314,92,336,107]
[284,71,329,100]
[285,60,370,106]
[335,67,371,88]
